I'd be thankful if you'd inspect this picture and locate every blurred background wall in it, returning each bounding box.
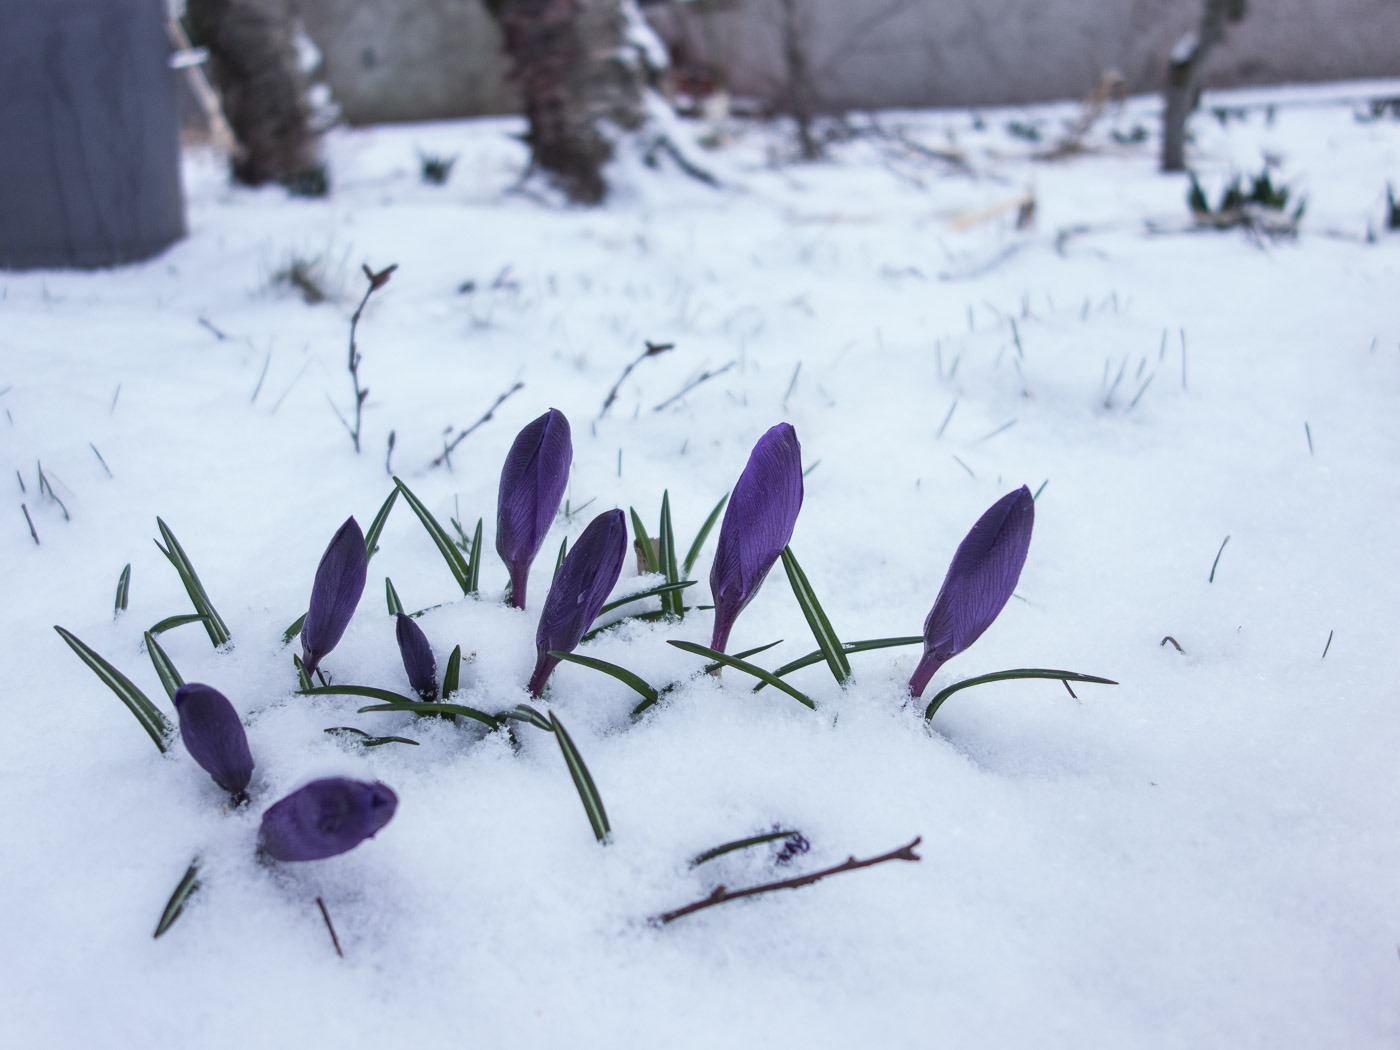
[294,0,1400,125]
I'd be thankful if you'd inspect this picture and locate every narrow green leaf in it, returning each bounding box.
[683,491,729,576]
[152,858,201,939]
[923,668,1119,721]
[324,727,419,747]
[629,507,659,573]
[392,477,471,594]
[354,700,501,731]
[658,491,682,616]
[385,577,403,615]
[691,829,803,867]
[549,711,610,843]
[301,684,416,704]
[364,486,399,560]
[442,644,462,698]
[54,625,171,750]
[282,612,307,646]
[666,639,816,709]
[144,631,185,702]
[553,536,568,580]
[149,613,210,635]
[597,579,696,616]
[780,546,850,685]
[756,635,924,690]
[498,703,552,732]
[466,518,483,594]
[547,650,659,704]
[707,639,784,674]
[115,563,131,614]
[154,518,230,646]
[582,606,685,643]
[293,653,313,692]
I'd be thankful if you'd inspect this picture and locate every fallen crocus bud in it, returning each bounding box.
[528,509,627,696]
[395,612,437,701]
[259,777,398,862]
[709,423,804,654]
[301,517,368,676]
[173,683,254,794]
[497,408,572,610]
[908,485,1034,698]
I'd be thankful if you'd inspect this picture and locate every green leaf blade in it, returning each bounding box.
[667,639,816,709]
[780,546,850,685]
[683,491,729,576]
[549,711,610,843]
[353,699,501,731]
[153,858,202,939]
[924,668,1119,721]
[691,829,803,867]
[54,625,172,750]
[114,563,131,614]
[385,577,403,616]
[658,491,682,616]
[364,487,400,560]
[392,477,471,595]
[442,644,462,698]
[547,651,659,704]
[144,630,185,702]
[629,507,659,573]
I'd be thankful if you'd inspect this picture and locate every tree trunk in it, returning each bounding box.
[1162,0,1246,172]
[484,0,648,204]
[777,0,819,160]
[184,0,321,187]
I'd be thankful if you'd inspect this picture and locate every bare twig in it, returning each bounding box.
[385,430,396,476]
[21,504,39,545]
[1160,635,1185,653]
[315,897,343,958]
[651,361,736,413]
[430,381,526,469]
[341,264,397,454]
[600,341,675,420]
[89,443,112,478]
[197,315,229,341]
[655,835,922,925]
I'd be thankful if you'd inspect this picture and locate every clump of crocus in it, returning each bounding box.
[709,423,804,654]
[528,509,627,696]
[497,408,572,610]
[908,485,1034,698]
[173,683,254,797]
[395,612,437,701]
[301,517,368,676]
[259,777,398,862]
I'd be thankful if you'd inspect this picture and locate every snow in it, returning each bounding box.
[4,80,1400,1048]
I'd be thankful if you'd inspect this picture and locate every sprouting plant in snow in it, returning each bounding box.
[418,152,457,185]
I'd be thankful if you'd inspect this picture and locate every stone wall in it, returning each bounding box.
[295,0,1400,125]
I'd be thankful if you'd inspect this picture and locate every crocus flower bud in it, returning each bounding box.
[259,777,398,862]
[497,408,572,610]
[528,509,627,696]
[395,612,437,702]
[173,683,254,794]
[908,486,1035,698]
[708,423,804,654]
[301,517,368,676]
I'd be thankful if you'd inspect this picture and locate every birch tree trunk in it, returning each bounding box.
[483,0,649,204]
[1162,0,1246,172]
[184,0,322,187]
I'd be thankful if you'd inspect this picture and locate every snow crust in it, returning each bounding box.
[3,81,1399,1048]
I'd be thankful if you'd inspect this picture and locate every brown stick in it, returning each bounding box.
[315,897,343,958]
[654,835,922,925]
[430,381,525,469]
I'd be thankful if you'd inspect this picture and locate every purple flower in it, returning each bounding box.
[497,409,572,610]
[258,777,398,862]
[708,423,804,653]
[173,683,254,794]
[908,486,1035,698]
[528,509,627,696]
[395,613,437,701]
[301,517,368,676]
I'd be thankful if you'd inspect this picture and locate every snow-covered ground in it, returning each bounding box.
[4,80,1399,1048]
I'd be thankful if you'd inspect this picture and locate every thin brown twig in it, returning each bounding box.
[654,835,922,925]
[341,264,397,454]
[652,361,736,413]
[315,897,343,958]
[600,341,675,420]
[430,381,525,469]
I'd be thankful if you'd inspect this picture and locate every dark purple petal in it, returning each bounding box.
[909,486,1034,697]
[173,683,254,794]
[708,423,804,653]
[395,613,438,702]
[301,517,368,676]
[497,409,572,610]
[258,777,398,862]
[528,509,627,696]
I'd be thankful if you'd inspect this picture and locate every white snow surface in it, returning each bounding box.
[4,82,1400,1049]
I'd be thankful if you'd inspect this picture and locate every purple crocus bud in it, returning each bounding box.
[258,777,398,862]
[497,408,572,610]
[300,517,368,676]
[173,683,254,794]
[395,613,437,702]
[527,509,627,696]
[908,486,1035,698]
[708,423,804,654]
